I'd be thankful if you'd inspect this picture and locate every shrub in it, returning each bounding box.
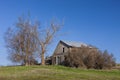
[63,46,116,69]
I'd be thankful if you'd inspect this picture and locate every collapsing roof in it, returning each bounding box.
[60,40,88,47]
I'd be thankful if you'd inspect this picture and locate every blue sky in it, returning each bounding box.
[0,0,120,66]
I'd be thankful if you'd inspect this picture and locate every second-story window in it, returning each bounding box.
[63,47,65,53]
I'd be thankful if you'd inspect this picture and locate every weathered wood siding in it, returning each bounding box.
[53,42,69,55]
[52,42,69,65]
[52,41,98,65]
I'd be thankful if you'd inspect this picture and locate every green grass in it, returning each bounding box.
[0,65,120,80]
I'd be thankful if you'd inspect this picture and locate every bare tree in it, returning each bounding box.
[5,17,39,66]
[5,15,62,65]
[36,22,61,65]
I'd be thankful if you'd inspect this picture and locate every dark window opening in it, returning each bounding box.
[63,47,65,53]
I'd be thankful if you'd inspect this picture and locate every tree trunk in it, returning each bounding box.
[41,53,45,65]
[25,59,29,66]
[25,62,29,66]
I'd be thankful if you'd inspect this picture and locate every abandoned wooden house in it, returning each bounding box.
[52,40,97,65]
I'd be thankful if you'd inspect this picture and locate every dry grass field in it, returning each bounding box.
[0,65,120,80]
